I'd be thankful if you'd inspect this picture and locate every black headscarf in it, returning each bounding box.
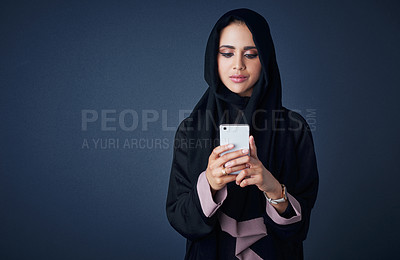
[188,8,288,222]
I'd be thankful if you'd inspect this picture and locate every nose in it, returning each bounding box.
[233,55,245,71]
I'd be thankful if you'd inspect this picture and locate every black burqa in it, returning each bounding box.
[166,8,319,260]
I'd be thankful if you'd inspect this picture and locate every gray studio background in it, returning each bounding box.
[1,0,399,259]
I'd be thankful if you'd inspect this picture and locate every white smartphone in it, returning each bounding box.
[219,124,250,174]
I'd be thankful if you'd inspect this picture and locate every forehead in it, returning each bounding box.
[219,23,255,46]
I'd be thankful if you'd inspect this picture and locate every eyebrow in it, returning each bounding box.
[219,45,257,50]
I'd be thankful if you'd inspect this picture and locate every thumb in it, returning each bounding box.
[249,135,258,159]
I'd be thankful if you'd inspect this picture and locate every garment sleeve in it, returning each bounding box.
[277,197,296,219]
[265,192,301,225]
[166,120,221,241]
[263,118,319,243]
[197,171,227,217]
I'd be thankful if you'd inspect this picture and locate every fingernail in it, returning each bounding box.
[242,149,248,154]
[227,144,234,148]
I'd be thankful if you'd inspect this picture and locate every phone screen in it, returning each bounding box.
[219,124,249,174]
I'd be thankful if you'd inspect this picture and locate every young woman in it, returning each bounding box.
[166,8,319,260]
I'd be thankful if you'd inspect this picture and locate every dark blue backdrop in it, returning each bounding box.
[1,0,399,259]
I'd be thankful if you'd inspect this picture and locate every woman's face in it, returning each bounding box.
[218,22,262,97]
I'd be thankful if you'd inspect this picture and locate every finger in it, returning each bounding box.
[222,174,238,184]
[249,135,258,159]
[235,169,250,185]
[211,166,229,178]
[215,148,249,167]
[213,173,237,187]
[210,144,235,160]
[239,175,259,188]
[223,155,250,168]
[225,163,247,174]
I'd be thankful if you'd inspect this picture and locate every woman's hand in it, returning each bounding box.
[234,135,280,192]
[205,144,249,196]
[231,136,288,213]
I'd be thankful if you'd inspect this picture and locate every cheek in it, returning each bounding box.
[250,62,262,79]
[217,59,229,76]
[217,57,222,75]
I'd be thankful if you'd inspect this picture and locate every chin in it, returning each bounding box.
[227,85,252,97]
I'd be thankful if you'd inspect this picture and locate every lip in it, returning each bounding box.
[229,75,248,83]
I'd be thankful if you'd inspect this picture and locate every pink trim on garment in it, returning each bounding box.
[196,171,227,217]
[197,170,302,258]
[265,192,302,225]
[239,247,263,260]
[218,212,266,260]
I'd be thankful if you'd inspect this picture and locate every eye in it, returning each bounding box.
[219,51,234,58]
[245,53,258,59]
